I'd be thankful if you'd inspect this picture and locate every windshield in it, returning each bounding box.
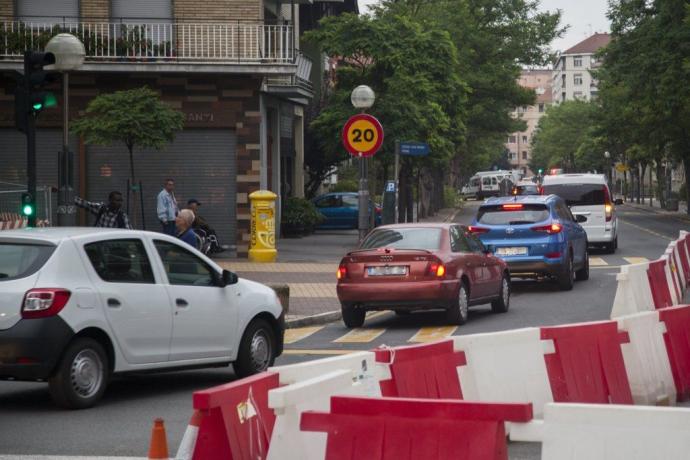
[515,185,539,195]
[361,228,443,250]
[477,204,550,225]
[0,243,56,281]
[542,184,606,206]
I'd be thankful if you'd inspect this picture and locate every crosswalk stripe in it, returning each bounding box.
[284,326,324,344]
[624,257,650,264]
[408,326,457,343]
[334,328,386,343]
[283,349,355,356]
[589,257,608,266]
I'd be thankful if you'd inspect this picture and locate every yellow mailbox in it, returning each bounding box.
[249,190,277,262]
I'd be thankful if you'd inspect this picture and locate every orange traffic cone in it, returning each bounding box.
[175,410,203,460]
[148,418,169,459]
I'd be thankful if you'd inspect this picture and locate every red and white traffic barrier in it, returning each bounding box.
[510,403,690,460]
[0,219,27,230]
[616,311,676,405]
[452,328,554,417]
[301,396,533,460]
[611,261,655,317]
[658,305,690,401]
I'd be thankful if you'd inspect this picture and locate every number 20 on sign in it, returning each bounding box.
[342,114,384,158]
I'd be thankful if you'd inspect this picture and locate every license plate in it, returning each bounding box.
[367,266,408,276]
[496,247,528,256]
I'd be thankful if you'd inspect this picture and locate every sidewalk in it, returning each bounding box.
[216,207,461,327]
[622,198,690,221]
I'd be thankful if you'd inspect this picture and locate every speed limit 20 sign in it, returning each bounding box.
[342,114,384,157]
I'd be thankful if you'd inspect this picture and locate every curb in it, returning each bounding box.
[623,202,690,223]
[286,310,342,328]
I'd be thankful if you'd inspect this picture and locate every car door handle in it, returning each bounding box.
[176,298,189,307]
[107,298,121,307]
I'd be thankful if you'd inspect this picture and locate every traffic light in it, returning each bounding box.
[15,51,58,132]
[20,192,35,218]
[538,168,543,175]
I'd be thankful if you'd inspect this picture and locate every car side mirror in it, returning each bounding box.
[575,214,588,223]
[614,198,623,205]
[220,269,238,287]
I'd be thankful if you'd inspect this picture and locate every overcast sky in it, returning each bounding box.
[357,0,610,52]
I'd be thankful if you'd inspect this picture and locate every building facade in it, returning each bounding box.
[0,0,346,256]
[552,33,610,103]
[505,69,552,176]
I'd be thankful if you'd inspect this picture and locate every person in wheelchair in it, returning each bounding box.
[186,199,223,254]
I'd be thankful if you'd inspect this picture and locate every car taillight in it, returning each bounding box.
[545,251,562,259]
[603,187,613,222]
[429,263,446,278]
[531,223,563,234]
[21,289,71,319]
[336,266,347,280]
[502,204,523,210]
[468,226,489,234]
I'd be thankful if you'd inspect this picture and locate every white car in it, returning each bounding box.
[0,228,284,409]
[541,174,619,253]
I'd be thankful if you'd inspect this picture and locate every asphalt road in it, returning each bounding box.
[0,202,686,458]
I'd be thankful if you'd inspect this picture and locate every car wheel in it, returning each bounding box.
[491,275,510,313]
[558,253,575,291]
[234,319,276,378]
[576,248,590,281]
[341,303,365,328]
[614,236,619,250]
[447,283,469,325]
[48,338,109,410]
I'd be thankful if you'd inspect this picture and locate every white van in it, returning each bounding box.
[541,174,618,253]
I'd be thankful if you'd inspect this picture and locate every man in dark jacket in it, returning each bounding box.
[74,191,132,229]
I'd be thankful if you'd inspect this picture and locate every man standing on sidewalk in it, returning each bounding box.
[74,192,132,229]
[157,178,178,235]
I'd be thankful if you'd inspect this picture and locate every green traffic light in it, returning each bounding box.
[32,102,43,111]
[22,204,34,216]
[44,93,57,107]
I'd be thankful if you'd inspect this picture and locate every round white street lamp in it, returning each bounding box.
[46,33,85,70]
[351,85,375,110]
[45,33,85,226]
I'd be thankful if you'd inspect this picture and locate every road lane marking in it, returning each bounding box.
[334,328,386,343]
[589,257,608,266]
[283,349,356,356]
[624,257,650,264]
[409,326,457,343]
[284,326,324,344]
[618,218,674,241]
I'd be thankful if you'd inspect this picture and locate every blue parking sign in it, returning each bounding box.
[385,181,396,192]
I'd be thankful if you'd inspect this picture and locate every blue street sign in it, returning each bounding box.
[385,181,396,192]
[399,142,430,156]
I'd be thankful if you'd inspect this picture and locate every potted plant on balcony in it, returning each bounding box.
[281,197,325,237]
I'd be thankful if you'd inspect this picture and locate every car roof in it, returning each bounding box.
[0,227,175,244]
[371,223,457,231]
[542,173,607,185]
[481,195,559,206]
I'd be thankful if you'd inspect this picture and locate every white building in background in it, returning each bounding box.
[552,33,611,103]
[506,69,552,176]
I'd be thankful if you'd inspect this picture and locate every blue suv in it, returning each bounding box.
[469,195,589,290]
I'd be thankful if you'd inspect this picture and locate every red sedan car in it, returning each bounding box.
[336,223,510,328]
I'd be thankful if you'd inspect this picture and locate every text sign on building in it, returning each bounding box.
[399,142,430,156]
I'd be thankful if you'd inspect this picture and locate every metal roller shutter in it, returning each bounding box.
[86,129,237,246]
[0,129,78,224]
[111,0,173,21]
[17,0,79,23]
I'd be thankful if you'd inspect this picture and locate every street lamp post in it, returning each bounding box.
[350,85,375,242]
[45,33,85,226]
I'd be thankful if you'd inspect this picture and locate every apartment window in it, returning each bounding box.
[522,106,528,113]
[112,0,173,23]
[574,56,583,67]
[561,74,566,87]
[561,92,566,102]
[573,91,583,99]
[574,74,583,85]
[522,135,528,143]
[538,103,545,113]
[18,0,78,23]
[509,136,516,144]
[522,151,528,160]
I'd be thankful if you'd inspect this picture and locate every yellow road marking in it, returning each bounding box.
[284,326,324,344]
[408,326,457,343]
[624,257,650,264]
[589,257,608,266]
[334,328,386,343]
[283,349,356,356]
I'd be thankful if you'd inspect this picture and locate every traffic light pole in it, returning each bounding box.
[57,72,73,227]
[26,111,37,228]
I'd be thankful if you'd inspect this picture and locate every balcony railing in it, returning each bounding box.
[0,19,294,64]
[267,51,313,91]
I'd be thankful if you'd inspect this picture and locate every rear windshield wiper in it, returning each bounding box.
[508,221,535,225]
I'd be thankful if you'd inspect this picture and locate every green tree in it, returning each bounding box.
[71,87,185,186]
